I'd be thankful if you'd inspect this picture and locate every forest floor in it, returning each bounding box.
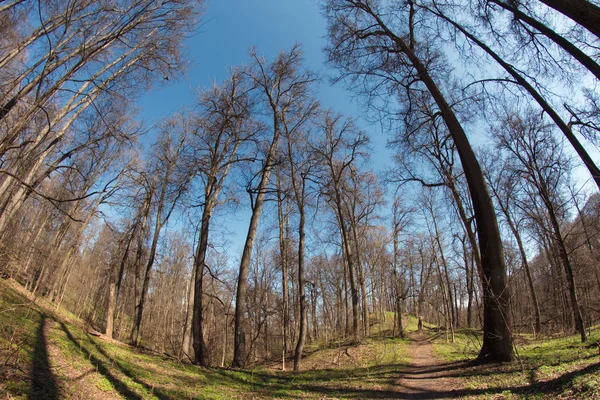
[1,278,599,399]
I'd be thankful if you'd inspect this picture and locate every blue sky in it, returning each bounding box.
[133,0,599,261]
[139,0,377,133]
[136,0,393,255]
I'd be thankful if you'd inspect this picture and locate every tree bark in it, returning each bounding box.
[537,0,600,40]
[276,172,290,370]
[192,200,212,366]
[293,194,307,371]
[232,124,280,368]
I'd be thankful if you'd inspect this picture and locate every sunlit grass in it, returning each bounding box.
[2,279,599,399]
[431,327,600,399]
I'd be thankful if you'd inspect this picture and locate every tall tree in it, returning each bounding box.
[189,70,256,366]
[130,120,190,346]
[313,112,368,344]
[495,109,587,342]
[423,2,600,191]
[324,0,513,361]
[232,46,315,368]
[281,92,319,370]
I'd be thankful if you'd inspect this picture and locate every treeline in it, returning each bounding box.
[1,0,599,370]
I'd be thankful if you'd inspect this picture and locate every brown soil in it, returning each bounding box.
[44,319,122,400]
[391,330,463,399]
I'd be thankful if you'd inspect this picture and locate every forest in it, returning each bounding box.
[1,0,600,399]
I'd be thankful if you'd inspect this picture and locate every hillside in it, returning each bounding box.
[1,278,599,399]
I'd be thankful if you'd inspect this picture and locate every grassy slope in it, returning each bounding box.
[1,279,599,399]
[0,280,412,399]
[432,328,600,399]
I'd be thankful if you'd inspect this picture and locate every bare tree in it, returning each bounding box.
[130,120,190,346]
[313,112,369,344]
[188,70,256,366]
[324,0,513,361]
[495,109,587,342]
[280,89,319,370]
[232,46,315,368]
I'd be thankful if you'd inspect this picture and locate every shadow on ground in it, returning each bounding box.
[58,321,172,400]
[29,314,59,400]
[215,355,600,399]
[26,315,600,399]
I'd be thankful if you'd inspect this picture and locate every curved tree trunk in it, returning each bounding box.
[379,23,513,361]
[431,7,600,191]
[537,0,600,40]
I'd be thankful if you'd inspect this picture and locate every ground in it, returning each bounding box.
[1,279,599,399]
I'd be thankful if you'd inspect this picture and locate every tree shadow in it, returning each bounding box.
[209,357,600,399]
[58,321,177,400]
[29,314,59,400]
[86,332,174,400]
[57,322,145,400]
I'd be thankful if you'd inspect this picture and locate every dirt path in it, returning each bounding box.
[43,319,122,400]
[392,330,462,399]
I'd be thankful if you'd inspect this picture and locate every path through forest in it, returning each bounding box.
[391,330,461,399]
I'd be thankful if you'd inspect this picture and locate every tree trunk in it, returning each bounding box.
[546,202,587,342]
[276,173,290,370]
[537,0,600,40]
[293,198,307,371]
[131,178,165,346]
[379,24,512,361]
[487,0,600,80]
[432,8,600,192]
[192,199,214,366]
[232,125,280,368]
[509,217,542,334]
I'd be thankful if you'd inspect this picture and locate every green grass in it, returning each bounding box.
[0,280,44,399]
[431,328,600,399]
[0,280,415,399]
[2,279,599,399]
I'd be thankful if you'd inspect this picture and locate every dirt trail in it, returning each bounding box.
[392,330,461,399]
[43,319,122,400]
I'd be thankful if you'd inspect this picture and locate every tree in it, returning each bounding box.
[481,0,600,81]
[0,0,201,236]
[232,46,315,368]
[423,2,600,191]
[495,108,587,342]
[188,70,256,366]
[313,112,368,344]
[391,196,413,338]
[281,91,319,370]
[324,0,513,361]
[130,120,190,346]
[535,0,600,40]
[485,152,542,335]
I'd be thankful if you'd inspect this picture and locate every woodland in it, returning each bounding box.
[1,0,600,399]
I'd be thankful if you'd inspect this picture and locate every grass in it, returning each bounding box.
[0,280,44,399]
[0,280,412,399]
[431,327,600,399]
[1,278,599,399]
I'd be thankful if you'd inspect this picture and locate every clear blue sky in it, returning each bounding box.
[136,0,394,255]
[140,0,357,124]
[137,0,390,164]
